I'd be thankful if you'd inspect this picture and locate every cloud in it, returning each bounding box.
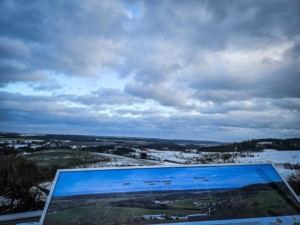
[118,0,300,110]
[0,0,129,86]
[73,88,145,107]
[1,90,299,141]
[0,0,299,141]
[0,91,57,102]
[285,41,300,61]
[32,83,63,91]
[125,81,189,108]
[114,108,163,116]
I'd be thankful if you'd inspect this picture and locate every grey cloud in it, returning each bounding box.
[0,101,67,114]
[125,81,188,108]
[76,88,144,106]
[0,37,47,85]
[115,108,162,116]
[0,92,93,126]
[2,0,299,86]
[285,41,300,61]
[189,59,300,103]
[172,110,300,131]
[131,0,300,47]
[202,0,300,42]
[0,0,128,42]
[32,37,126,77]
[256,66,300,99]
[270,98,300,112]
[0,0,129,85]
[195,100,266,115]
[1,92,299,141]
[0,69,47,86]
[0,91,57,102]
[0,37,30,59]
[194,96,300,116]
[119,0,300,87]
[1,109,93,130]
[193,90,249,104]
[32,83,63,91]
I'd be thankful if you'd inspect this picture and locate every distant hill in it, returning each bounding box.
[0,132,222,145]
[197,138,300,152]
[1,132,299,151]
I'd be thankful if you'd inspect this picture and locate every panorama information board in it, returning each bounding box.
[40,163,300,225]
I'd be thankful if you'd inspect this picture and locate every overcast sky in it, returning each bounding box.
[1,0,299,142]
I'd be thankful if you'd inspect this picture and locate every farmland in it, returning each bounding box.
[23,149,110,167]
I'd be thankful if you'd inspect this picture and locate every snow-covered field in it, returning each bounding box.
[90,149,300,180]
[22,148,299,181]
[236,149,300,179]
[236,149,300,164]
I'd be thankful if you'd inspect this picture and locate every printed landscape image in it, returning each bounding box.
[42,165,300,225]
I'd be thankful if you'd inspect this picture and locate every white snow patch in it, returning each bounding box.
[237,149,300,164]
[0,196,19,207]
[236,149,300,180]
[39,181,53,190]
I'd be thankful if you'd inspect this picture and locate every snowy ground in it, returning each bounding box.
[236,149,300,164]
[147,149,199,164]
[148,149,300,180]
[90,152,179,167]
[78,149,300,180]
[236,149,300,179]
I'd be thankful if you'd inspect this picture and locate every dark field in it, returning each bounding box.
[23,149,111,167]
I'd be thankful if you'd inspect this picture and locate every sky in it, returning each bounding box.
[52,164,282,196]
[0,0,299,142]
